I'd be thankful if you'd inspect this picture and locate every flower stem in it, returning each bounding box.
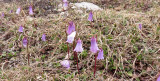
[65,25,69,58]
[67,42,69,58]
[94,53,97,77]
[73,41,75,50]
[90,22,93,28]
[75,52,79,73]
[27,42,29,65]
[73,41,76,61]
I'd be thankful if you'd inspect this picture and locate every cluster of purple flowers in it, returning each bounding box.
[15,5,46,48]
[16,2,103,75]
[1,0,148,78]
[16,5,33,15]
[15,5,45,65]
[7,0,147,77]
[60,11,104,76]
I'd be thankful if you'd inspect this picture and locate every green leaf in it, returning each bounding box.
[41,55,46,60]
[36,58,40,61]
[64,74,70,78]
[136,78,140,81]
[60,43,68,52]
[8,52,13,57]
[81,50,88,58]
[2,53,6,57]
[127,71,133,77]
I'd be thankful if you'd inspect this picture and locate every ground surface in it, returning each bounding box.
[0,0,160,81]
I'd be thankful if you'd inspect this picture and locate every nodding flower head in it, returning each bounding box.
[88,11,93,22]
[29,6,33,15]
[10,10,13,13]
[67,21,75,35]
[66,31,76,43]
[41,34,46,41]
[63,2,68,9]
[22,37,28,48]
[157,75,160,81]
[97,48,104,60]
[19,26,23,32]
[60,60,70,69]
[74,38,83,53]
[63,0,68,2]
[139,24,142,30]
[16,7,21,15]
[1,12,4,18]
[90,36,99,53]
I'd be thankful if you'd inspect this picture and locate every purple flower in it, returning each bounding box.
[97,48,104,60]
[67,21,75,35]
[41,34,46,41]
[22,37,28,48]
[1,12,4,18]
[157,75,160,81]
[66,31,76,43]
[60,60,70,69]
[63,0,68,2]
[29,6,33,15]
[139,24,142,30]
[63,2,68,8]
[74,39,83,53]
[16,7,21,15]
[18,26,23,32]
[90,36,99,53]
[10,10,13,13]
[88,11,93,22]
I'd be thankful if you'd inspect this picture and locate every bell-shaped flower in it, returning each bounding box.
[41,34,46,41]
[63,0,67,2]
[139,24,142,30]
[1,12,4,18]
[22,37,28,48]
[90,36,99,53]
[88,11,93,22]
[16,7,21,15]
[63,2,68,9]
[18,26,23,32]
[74,39,83,53]
[67,21,75,35]
[97,48,104,60]
[10,10,13,13]
[60,60,70,69]
[29,6,33,15]
[157,75,160,81]
[66,31,76,43]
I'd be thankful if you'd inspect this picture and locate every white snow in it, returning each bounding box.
[72,2,102,11]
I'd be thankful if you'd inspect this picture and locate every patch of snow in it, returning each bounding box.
[72,2,102,11]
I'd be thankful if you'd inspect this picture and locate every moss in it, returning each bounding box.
[81,50,88,59]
